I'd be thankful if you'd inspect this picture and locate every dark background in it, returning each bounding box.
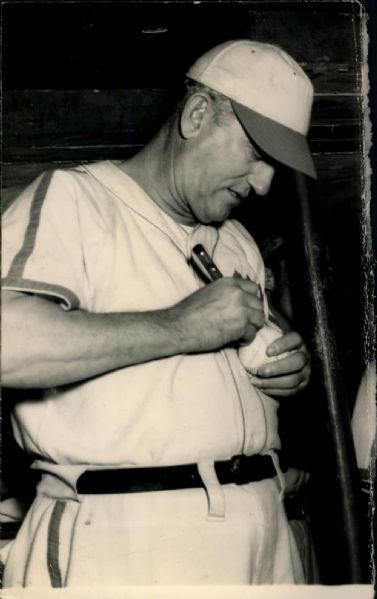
[2,0,375,585]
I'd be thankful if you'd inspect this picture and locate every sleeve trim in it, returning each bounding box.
[7,170,55,279]
[2,277,80,311]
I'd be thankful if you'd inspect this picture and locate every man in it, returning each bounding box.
[2,40,315,586]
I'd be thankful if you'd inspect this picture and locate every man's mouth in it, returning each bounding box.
[229,188,249,200]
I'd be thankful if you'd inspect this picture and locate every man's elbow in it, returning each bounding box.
[1,345,32,388]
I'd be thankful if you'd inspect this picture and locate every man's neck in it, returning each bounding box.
[117,128,195,226]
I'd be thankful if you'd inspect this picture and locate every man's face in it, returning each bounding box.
[179,111,275,225]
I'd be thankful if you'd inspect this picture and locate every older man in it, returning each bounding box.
[2,40,315,586]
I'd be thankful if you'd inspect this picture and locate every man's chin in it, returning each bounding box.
[206,210,233,226]
[196,203,234,225]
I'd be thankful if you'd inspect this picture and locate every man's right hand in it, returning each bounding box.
[170,277,265,353]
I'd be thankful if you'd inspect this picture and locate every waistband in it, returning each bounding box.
[76,454,277,494]
[35,453,284,521]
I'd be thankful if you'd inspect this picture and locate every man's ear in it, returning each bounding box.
[180,93,211,139]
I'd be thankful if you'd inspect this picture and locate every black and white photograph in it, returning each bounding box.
[1,1,376,597]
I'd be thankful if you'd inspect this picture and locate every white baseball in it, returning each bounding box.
[238,323,292,371]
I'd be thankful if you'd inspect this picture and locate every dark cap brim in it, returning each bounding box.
[231,100,317,179]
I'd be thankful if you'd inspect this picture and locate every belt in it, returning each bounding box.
[76,455,277,494]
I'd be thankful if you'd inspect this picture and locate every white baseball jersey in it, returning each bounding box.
[2,160,280,475]
[2,161,304,586]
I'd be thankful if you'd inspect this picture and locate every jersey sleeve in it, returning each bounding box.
[2,169,89,310]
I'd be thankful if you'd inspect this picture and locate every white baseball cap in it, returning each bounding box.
[187,40,317,179]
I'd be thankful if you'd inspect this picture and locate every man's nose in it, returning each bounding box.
[246,161,275,196]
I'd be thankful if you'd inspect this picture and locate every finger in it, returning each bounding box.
[250,380,309,397]
[236,277,262,298]
[242,292,264,309]
[249,365,311,395]
[235,289,264,329]
[251,351,310,378]
[249,371,309,390]
[250,363,311,387]
[239,323,260,345]
[266,331,305,356]
[244,298,265,328]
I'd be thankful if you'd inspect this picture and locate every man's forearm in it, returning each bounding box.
[2,292,185,388]
[2,279,266,389]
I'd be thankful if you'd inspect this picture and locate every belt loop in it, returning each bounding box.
[197,460,226,521]
[266,450,286,500]
[36,472,81,502]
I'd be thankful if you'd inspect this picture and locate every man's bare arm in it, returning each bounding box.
[2,278,265,389]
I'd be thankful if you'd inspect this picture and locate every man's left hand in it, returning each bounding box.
[248,331,310,396]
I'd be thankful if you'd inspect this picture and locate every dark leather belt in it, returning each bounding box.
[76,455,277,494]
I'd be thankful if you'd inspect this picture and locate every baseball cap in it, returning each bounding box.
[187,40,317,179]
